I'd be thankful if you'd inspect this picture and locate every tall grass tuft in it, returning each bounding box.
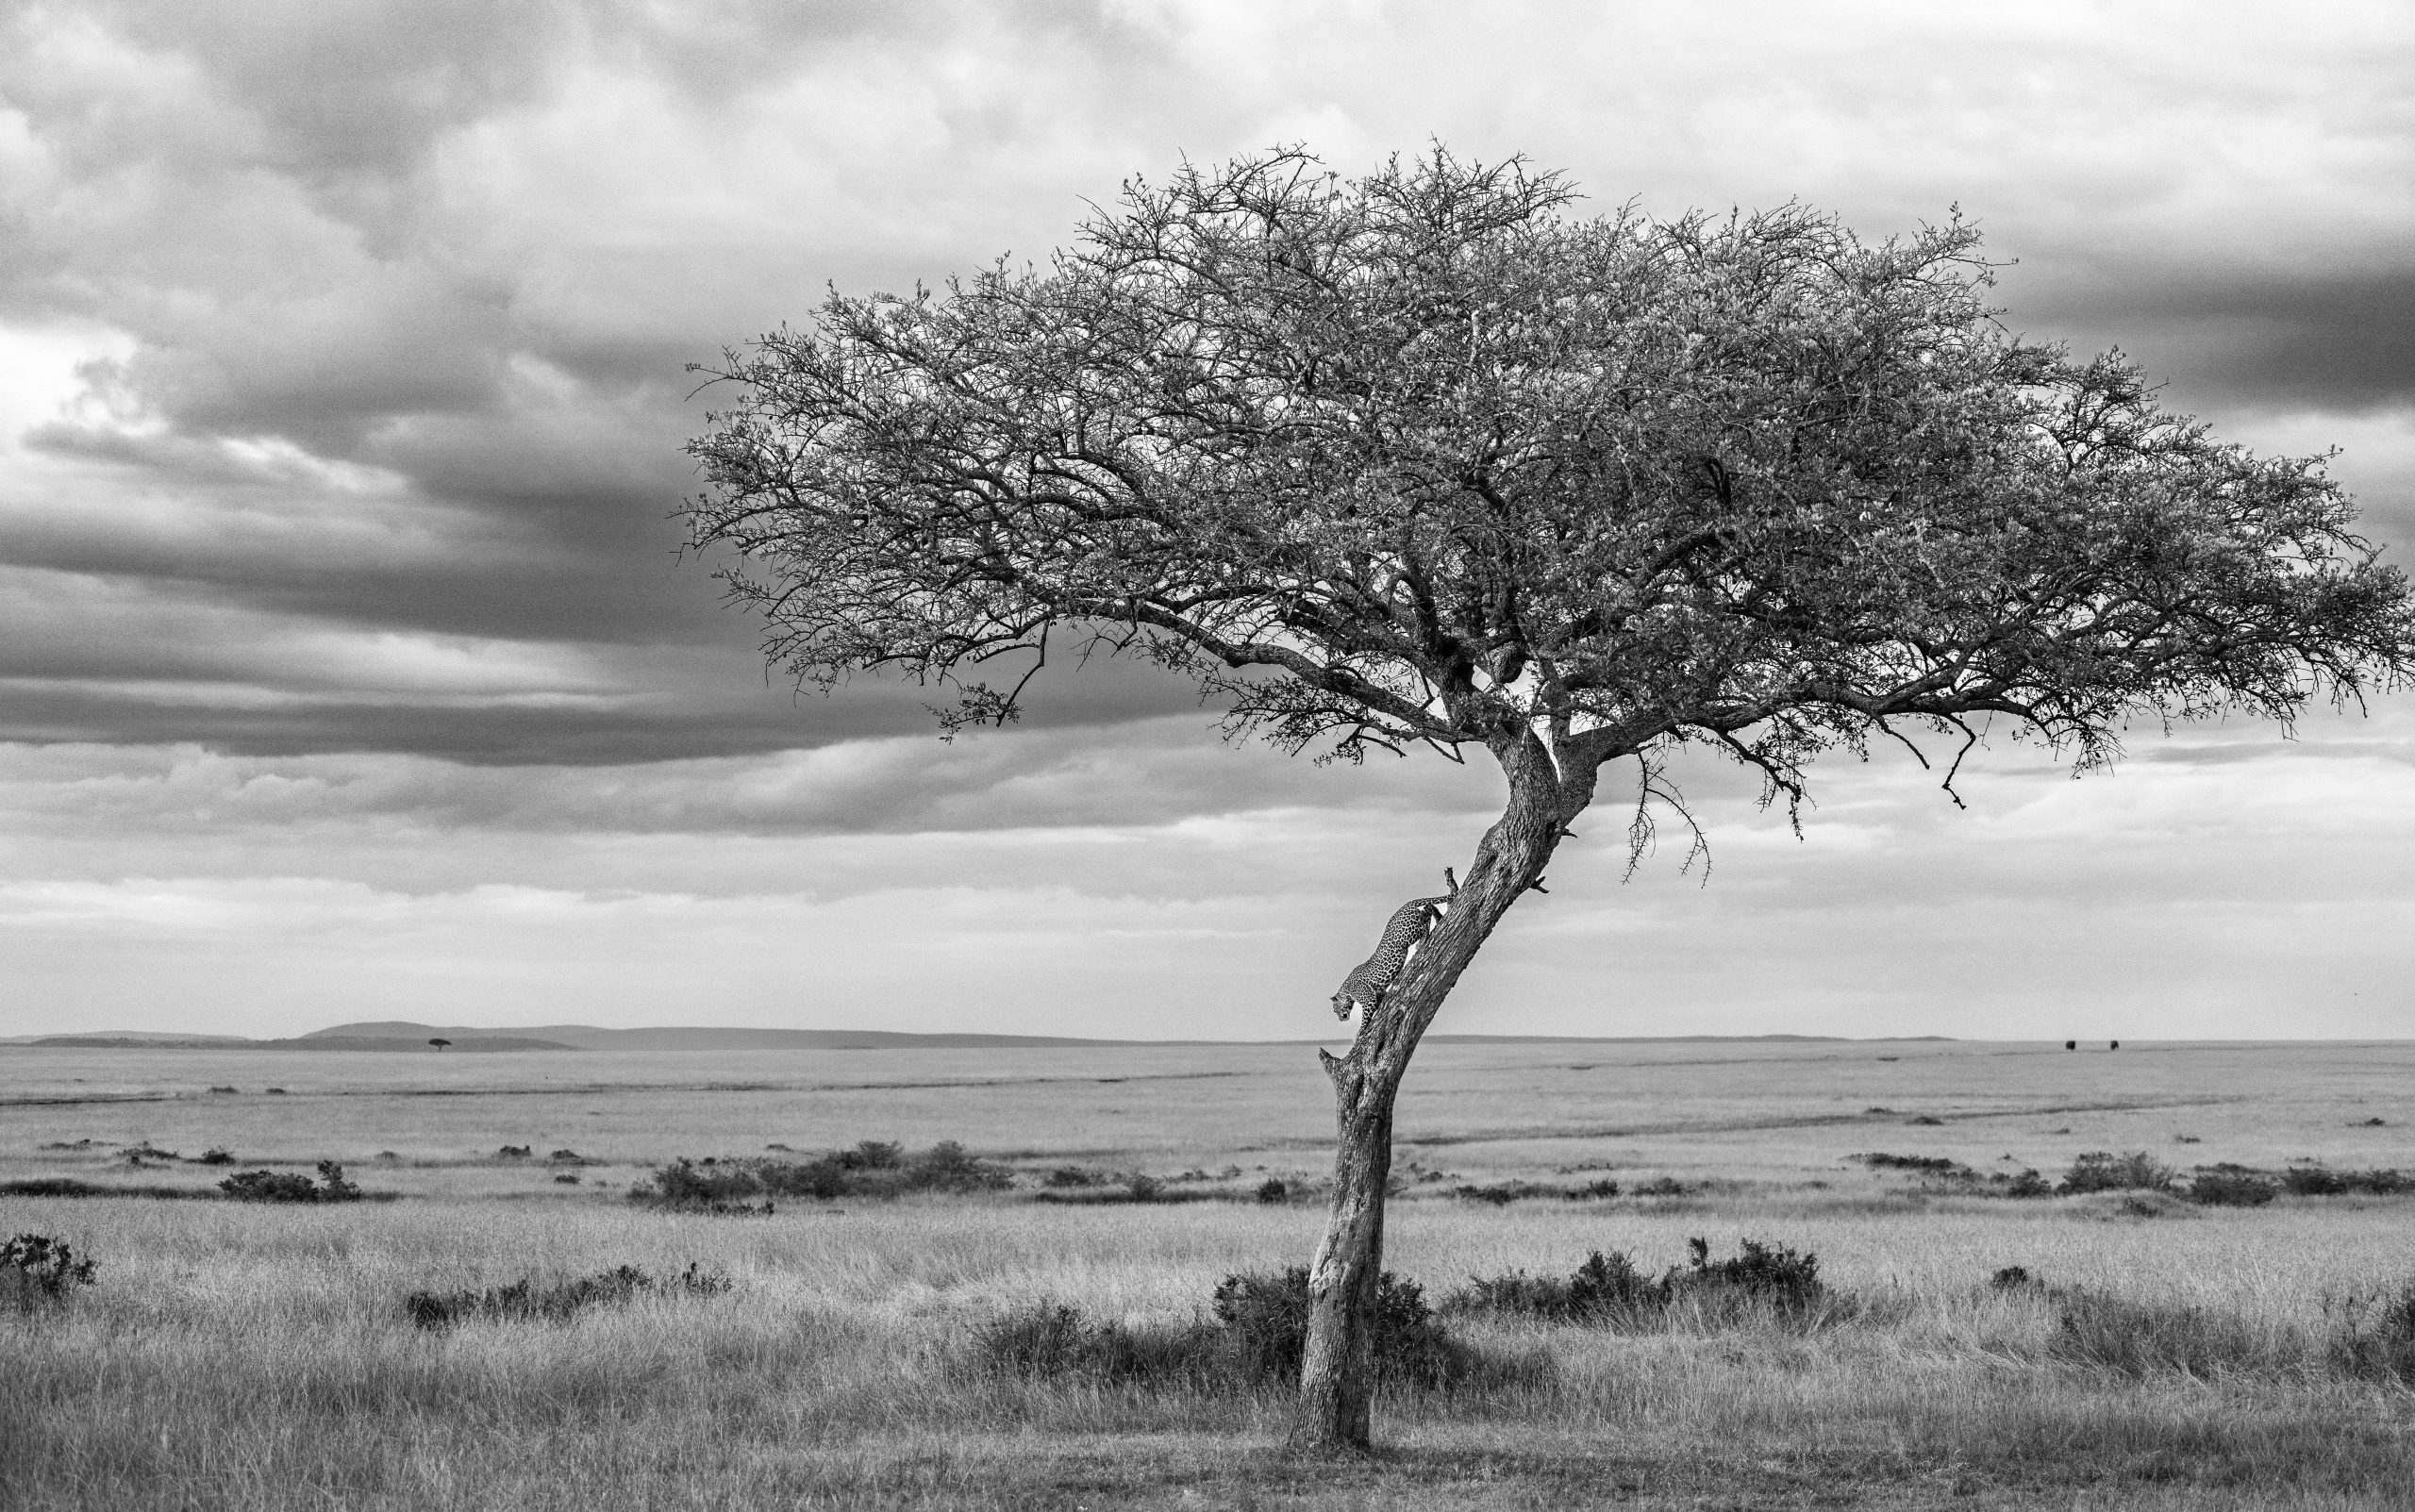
[2326,1279,2415,1384]
[2048,1288,2275,1376]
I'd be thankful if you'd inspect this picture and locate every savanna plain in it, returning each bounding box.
[4,1037,2412,1510]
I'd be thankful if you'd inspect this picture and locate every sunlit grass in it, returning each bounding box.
[6,1038,2413,1507]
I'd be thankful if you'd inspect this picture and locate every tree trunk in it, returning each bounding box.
[1288,733,1599,1454]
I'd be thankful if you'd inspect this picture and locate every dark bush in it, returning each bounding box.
[1674,1236,1824,1308]
[4,1234,97,1309]
[1448,1249,1662,1322]
[552,1172,581,1185]
[633,1140,1016,1209]
[1448,1181,1566,1205]
[841,1140,903,1171]
[1045,1167,1101,1188]
[208,1086,239,1094]
[195,1148,235,1166]
[1255,1179,1289,1204]
[496,1145,532,1159]
[218,1161,363,1204]
[1990,1265,2040,1292]
[972,1271,1538,1396]
[2060,1151,2174,1195]
[1449,1239,1824,1327]
[908,1140,1016,1192]
[0,1178,206,1200]
[1629,1176,1691,1197]
[1859,1153,1962,1173]
[1906,1115,1944,1126]
[2283,1163,2405,1196]
[2189,1165,2279,1206]
[1207,1267,1500,1390]
[1991,1168,2054,1198]
[406,1261,729,1329]
[630,1158,775,1212]
[547,1148,585,1164]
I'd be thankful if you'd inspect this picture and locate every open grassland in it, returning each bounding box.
[5,1038,2413,1509]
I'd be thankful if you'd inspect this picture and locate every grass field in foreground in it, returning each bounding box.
[4,1038,2412,1509]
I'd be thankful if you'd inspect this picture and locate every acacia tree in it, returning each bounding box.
[683,148,2413,1451]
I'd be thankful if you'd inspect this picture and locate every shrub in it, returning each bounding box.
[1204,1267,1513,1390]
[841,1140,903,1171]
[1990,1265,2040,1292]
[406,1262,730,1329]
[1448,1181,1566,1205]
[1045,1167,1101,1188]
[1448,1249,1662,1322]
[1,1178,205,1200]
[1858,1153,1963,1173]
[218,1161,363,1204]
[970,1272,1535,1396]
[496,1145,532,1159]
[2283,1163,2405,1196]
[1256,1179,1289,1204]
[629,1159,774,1212]
[4,1234,97,1310]
[2060,1151,2174,1194]
[1992,1168,2054,1198]
[2189,1164,2279,1206]
[1673,1236,1824,1308]
[632,1140,1016,1209]
[1449,1239,1825,1328]
[195,1148,235,1166]
[1629,1176,1691,1197]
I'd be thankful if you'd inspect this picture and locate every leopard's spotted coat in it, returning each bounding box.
[1330,875,1457,1019]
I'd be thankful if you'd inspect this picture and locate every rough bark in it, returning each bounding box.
[1289,734,1601,1453]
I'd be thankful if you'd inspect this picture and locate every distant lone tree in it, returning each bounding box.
[682,147,2415,1452]
[428,1038,451,1053]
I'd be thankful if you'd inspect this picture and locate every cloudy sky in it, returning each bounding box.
[3,0,2411,1042]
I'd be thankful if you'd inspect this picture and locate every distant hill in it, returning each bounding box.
[25,1033,578,1053]
[304,1021,1136,1051]
[8,1022,1962,1052]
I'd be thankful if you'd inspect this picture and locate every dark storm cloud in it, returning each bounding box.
[2012,265,2415,412]
[5,0,2412,775]
[0,0,1207,764]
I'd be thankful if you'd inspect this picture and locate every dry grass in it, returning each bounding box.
[5,1038,2413,1508]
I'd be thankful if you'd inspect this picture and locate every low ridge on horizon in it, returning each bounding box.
[4,1020,1961,1049]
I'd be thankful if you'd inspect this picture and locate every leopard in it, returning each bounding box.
[1329,870,1459,1020]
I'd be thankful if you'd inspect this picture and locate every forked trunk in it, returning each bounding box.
[1288,735,1594,1454]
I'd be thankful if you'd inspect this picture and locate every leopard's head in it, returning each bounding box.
[1329,990,1358,1021]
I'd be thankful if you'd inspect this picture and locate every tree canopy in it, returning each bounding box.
[684,145,2415,1452]
[685,148,2410,813]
